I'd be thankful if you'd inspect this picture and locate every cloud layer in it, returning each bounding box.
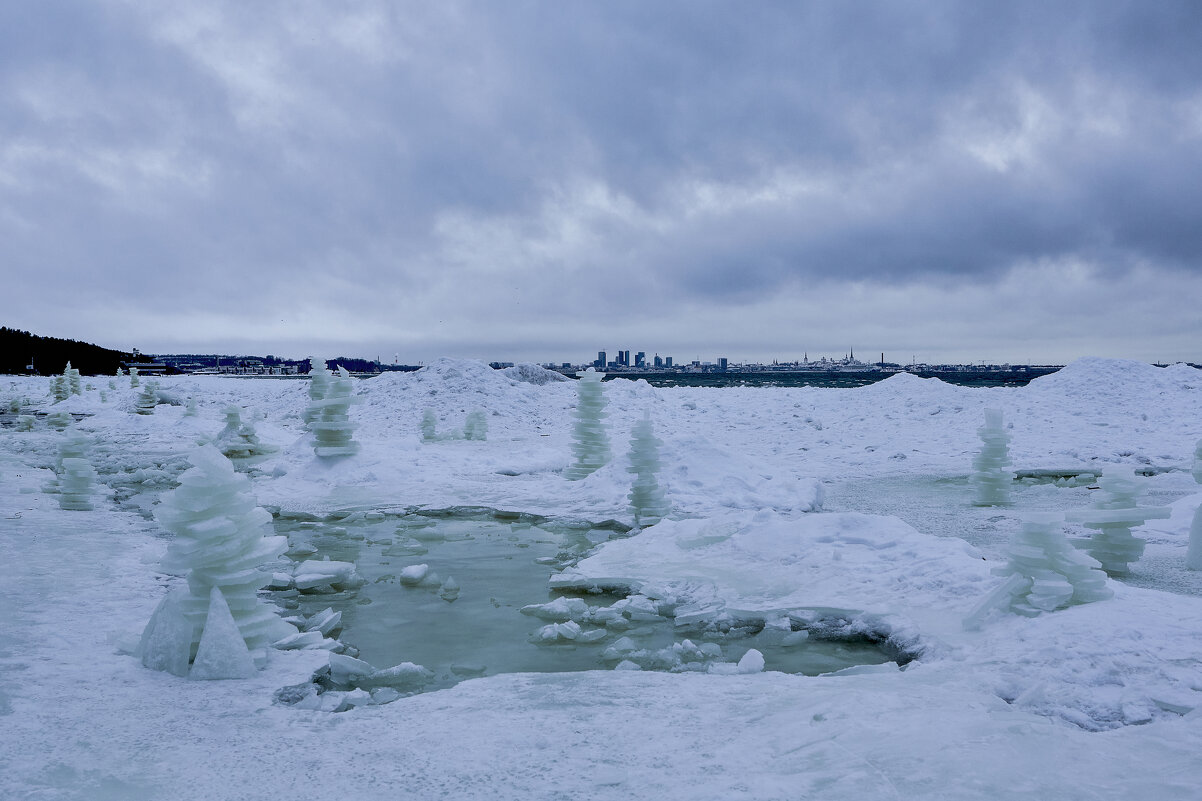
[3,1,1201,364]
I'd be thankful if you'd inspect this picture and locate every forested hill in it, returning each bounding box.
[1,327,134,375]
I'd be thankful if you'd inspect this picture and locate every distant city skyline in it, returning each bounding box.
[3,3,1200,366]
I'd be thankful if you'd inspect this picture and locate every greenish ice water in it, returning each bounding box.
[271,513,894,693]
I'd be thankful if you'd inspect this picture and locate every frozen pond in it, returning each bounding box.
[272,511,894,693]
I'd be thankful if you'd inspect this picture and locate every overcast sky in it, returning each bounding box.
[3,1,1201,365]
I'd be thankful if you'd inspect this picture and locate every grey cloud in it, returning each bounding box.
[2,1,1201,361]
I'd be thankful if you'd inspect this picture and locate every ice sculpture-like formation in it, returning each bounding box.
[65,362,81,396]
[1189,440,1202,570]
[136,445,295,678]
[627,411,669,527]
[970,408,1012,506]
[214,406,276,463]
[420,409,439,442]
[184,397,198,417]
[128,366,140,387]
[1187,508,1202,571]
[134,381,157,414]
[57,427,97,511]
[49,374,69,404]
[309,366,362,457]
[1065,468,1170,575]
[565,369,610,480]
[964,513,1112,629]
[46,411,72,430]
[303,358,332,426]
[463,410,488,441]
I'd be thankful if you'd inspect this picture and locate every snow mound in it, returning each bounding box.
[502,363,570,385]
[1028,357,1199,401]
[562,510,993,616]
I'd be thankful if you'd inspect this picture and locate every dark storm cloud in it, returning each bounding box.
[2,0,1201,360]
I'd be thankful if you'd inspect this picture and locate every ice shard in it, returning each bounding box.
[189,587,257,680]
[136,588,194,677]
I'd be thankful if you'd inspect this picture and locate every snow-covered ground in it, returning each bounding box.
[2,357,1201,800]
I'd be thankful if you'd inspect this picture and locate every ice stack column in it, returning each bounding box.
[57,427,97,511]
[565,368,610,480]
[1186,439,1202,570]
[137,445,296,678]
[970,408,1013,506]
[627,411,669,526]
[309,366,363,458]
[304,357,332,426]
[1066,468,1170,576]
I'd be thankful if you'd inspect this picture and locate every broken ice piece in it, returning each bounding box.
[329,653,375,687]
[304,608,343,636]
[737,648,765,674]
[359,662,434,691]
[399,564,430,586]
[519,596,590,622]
[530,621,582,643]
[293,559,362,592]
[451,663,487,676]
[267,572,295,590]
[189,587,257,680]
[273,630,327,650]
[438,577,460,602]
[370,687,403,705]
[137,587,194,677]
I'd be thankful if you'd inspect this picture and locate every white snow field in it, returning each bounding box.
[2,356,1202,800]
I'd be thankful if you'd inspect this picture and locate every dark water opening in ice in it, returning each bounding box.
[270,512,894,693]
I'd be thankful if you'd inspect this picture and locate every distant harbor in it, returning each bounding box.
[572,366,1063,388]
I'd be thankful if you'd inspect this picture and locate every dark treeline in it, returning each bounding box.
[1,327,134,376]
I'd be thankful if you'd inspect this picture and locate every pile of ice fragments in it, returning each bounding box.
[965,513,1112,629]
[213,405,277,464]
